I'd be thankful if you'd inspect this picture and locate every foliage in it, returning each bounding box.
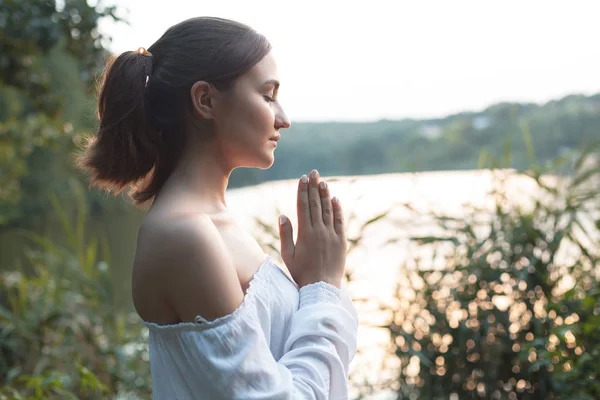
[0,181,150,399]
[0,0,119,227]
[382,145,600,399]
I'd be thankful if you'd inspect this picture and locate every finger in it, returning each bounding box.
[296,175,311,231]
[319,181,333,227]
[332,196,345,238]
[308,169,322,226]
[278,214,295,265]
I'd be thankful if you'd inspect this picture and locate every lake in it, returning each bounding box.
[224,169,550,398]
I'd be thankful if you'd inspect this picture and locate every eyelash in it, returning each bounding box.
[264,95,276,103]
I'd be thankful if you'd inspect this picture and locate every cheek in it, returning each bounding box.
[218,95,275,145]
[240,98,275,134]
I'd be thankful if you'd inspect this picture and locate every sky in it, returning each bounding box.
[98,0,600,122]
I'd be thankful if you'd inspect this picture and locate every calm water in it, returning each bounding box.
[224,169,549,398]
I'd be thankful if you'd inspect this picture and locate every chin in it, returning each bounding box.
[241,152,275,170]
[258,154,275,170]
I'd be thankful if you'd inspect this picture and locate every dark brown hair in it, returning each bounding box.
[77,17,272,205]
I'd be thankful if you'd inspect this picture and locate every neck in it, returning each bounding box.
[157,135,232,215]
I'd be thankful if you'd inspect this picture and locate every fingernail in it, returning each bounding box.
[332,196,338,203]
[301,175,308,183]
[279,215,287,225]
[310,170,318,179]
[319,181,326,189]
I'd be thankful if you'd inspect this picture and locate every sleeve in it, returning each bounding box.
[172,281,358,400]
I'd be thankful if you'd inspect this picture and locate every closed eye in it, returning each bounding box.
[263,95,276,103]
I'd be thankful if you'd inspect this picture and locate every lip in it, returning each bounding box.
[269,135,281,142]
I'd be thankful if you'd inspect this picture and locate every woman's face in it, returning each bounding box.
[212,51,291,170]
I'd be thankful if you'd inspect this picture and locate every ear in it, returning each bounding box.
[190,81,218,120]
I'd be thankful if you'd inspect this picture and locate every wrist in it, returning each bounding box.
[299,281,342,308]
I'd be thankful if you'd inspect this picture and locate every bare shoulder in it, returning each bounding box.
[136,213,244,323]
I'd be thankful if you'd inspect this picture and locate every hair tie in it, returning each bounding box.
[136,47,153,57]
[136,48,152,87]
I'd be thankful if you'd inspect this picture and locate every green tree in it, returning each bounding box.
[0,0,119,227]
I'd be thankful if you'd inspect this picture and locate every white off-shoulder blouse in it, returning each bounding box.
[143,255,359,399]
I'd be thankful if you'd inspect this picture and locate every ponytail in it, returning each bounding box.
[77,49,161,205]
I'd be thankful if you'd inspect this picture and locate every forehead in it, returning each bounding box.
[239,52,279,86]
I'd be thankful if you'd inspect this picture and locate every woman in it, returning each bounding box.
[79,16,358,399]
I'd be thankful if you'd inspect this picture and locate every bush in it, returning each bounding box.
[383,147,600,399]
[0,181,150,399]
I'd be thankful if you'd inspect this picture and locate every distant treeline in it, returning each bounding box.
[230,93,600,186]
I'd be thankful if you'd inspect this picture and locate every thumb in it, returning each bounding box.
[278,214,294,265]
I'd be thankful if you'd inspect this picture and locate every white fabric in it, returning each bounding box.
[143,256,359,400]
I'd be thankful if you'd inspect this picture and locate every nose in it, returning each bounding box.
[275,105,291,130]
[276,116,291,130]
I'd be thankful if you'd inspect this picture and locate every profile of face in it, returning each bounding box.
[191,52,291,171]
